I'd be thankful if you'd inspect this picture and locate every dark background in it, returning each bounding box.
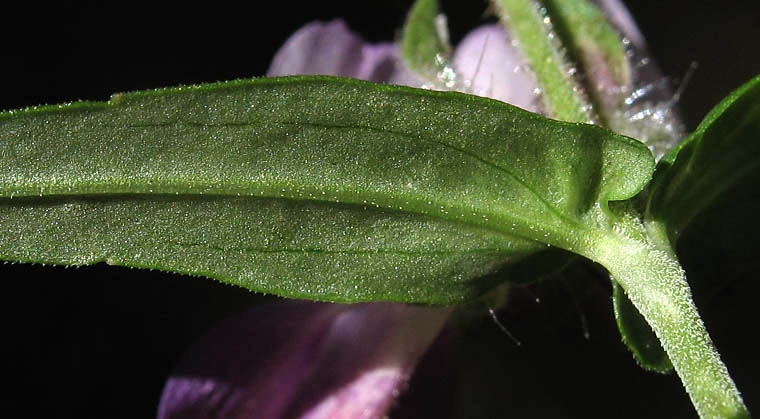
[2,1,759,417]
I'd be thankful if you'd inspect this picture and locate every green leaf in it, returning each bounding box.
[3,195,535,304]
[675,170,760,303]
[612,280,673,373]
[401,0,453,84]
[0,76,652,303]
[647,74,760,244]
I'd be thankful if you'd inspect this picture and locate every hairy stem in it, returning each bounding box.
[591,230,749,419]
[491,0,594,122]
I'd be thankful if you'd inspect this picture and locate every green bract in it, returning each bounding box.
[539,0,631,127]
[401,0,452,82]
[491,0,593,122]
[0,76,651,303]
[647,74,760,245]
[612,280,673,373]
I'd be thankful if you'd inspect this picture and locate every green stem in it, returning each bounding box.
[401,0,452,81]
[491,0,594,122]
[590,230,749,419]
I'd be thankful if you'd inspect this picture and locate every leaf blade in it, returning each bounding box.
[612,280,673,373]
[3,195,540,303]
[647,74,760,242]
[1,76,653,302]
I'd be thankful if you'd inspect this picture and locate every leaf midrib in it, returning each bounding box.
[85,117,573,228]
[4,118,585,243]
[3,192,548,251]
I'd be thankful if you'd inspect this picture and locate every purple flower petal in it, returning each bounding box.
[267,20,422,87]
[158,300,450,419]
[591,0,676,106]
[452,24,541,112]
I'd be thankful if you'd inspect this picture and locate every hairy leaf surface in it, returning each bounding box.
[0,76,653,303]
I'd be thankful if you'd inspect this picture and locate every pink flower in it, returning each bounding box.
[158,300,450,419]
[451,24,541,112]
[266,20,422,87]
